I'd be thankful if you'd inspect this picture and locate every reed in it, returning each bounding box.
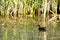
[0,0,59,40]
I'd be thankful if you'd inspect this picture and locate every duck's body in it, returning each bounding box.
[37,25,46,32]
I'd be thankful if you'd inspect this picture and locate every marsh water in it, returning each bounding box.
[0,17,60,40]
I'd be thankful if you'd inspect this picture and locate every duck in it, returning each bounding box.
[37,24,46,32]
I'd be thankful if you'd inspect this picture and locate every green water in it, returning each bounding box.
[0,18,60,40]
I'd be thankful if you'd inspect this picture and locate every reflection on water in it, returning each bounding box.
[0,18,60,40]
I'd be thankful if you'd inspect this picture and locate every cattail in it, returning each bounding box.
[16,8,19,17]
[9,9,14,18]
[57,1,60,20]
[0,11,1,16]
[49,4,53,18]
[35,8,38,16]
[57,0,60,14]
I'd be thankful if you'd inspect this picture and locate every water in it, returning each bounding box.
[0,18,60,40]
